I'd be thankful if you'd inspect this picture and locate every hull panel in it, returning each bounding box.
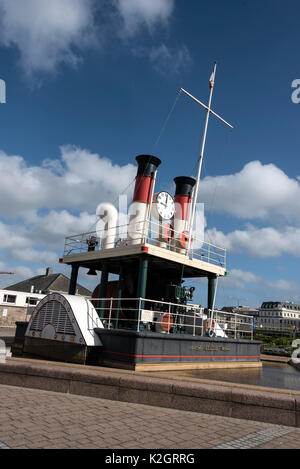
[95,329,261,369]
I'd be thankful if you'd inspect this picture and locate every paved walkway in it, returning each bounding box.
[0,384,300,449]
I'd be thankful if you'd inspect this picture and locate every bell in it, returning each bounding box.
[87,268,97,276]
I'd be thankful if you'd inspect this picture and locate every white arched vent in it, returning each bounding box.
[30,300,75,335]
[26,293,103,346]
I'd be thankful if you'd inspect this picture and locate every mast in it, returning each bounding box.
[180,63,233,253]
[187,62,217,252]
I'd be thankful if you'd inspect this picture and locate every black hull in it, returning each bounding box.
[95,329,261,368]
[13,327,261,370]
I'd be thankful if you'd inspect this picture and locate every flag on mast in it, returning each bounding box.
[209,71,215,89]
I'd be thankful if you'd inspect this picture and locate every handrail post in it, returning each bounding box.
[234,314,237,339]
[193,308,196,337]
[168,303,171,334]
[109,298,113,330]
[137,298,141,332]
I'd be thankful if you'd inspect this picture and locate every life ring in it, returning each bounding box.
[163,224,174,243]
[179,231,192,249]
[206,319,215,330]
[161,313,174,332]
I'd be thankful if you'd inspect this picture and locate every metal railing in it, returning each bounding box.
[63,220,226,268]
[92,297,254,340]
[211,310,254,340]
[94,297,205,337]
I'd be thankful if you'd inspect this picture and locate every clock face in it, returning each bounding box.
[156,192,175,220]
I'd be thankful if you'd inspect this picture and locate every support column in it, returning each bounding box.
[207,275,217,311]
[136,257,148,310]
[69,265,79,295]
[99,263,109,319]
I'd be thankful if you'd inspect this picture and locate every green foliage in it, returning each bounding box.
[255,333,296,346]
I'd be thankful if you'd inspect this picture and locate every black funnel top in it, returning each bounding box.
[174,176,196,197]
[136,154,162,177]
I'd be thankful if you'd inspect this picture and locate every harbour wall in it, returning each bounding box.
[0,358,299,428]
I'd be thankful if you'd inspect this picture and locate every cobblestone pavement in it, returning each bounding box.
[0,384,299,449]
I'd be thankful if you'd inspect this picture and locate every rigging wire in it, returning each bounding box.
[179,129,233,286]
[201,127,233,246]
[153,89,182,149]
[85,91,183,235]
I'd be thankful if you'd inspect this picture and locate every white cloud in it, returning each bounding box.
[0,218,59,265]
[218,268,298,306]
[0,264,45,289]
[200,160,300,224]
[0,221,31,249]
[11,248,58,265]
[115,0,174,35]
[0,143,298,299]
[230,269,261,284]
[0,145,137,277]
[206,225,300,258]
[219,268,261,291]
[0,0,96,75]
[0,146,136,219]
[133,43,192,76]
[31,210,97,249]
[0,0,181,78]
[265,279,297,291]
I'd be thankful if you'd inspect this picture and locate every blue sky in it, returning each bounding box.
[0,0,299,308]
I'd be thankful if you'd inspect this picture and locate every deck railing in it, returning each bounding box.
[63,220,226,268]
[91,297,254,340]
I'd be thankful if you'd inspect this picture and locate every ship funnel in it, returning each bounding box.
[173,176,196,251]
[128,154,161,245]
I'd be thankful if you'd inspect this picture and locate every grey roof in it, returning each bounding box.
[5,272,91,296]
[261,301,300,310]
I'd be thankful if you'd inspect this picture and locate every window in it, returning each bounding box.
[3,294,16,304]
[26,297,39,306]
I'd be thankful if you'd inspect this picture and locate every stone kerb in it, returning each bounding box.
[0,360,299,428]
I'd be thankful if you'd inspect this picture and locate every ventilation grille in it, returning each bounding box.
[30,300,75,335]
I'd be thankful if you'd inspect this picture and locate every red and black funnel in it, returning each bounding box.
[174,176,196,221]
[133,154,162,204]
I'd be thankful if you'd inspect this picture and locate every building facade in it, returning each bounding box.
[0,290,45,327]
[257,301,300,332]
[0,267,91,327]
[221,306,259,325]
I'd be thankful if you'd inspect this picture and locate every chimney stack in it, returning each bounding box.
[173,176,196,251]
[132,155,161,205]
[128,155,161,244]
[46,267,53,276]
